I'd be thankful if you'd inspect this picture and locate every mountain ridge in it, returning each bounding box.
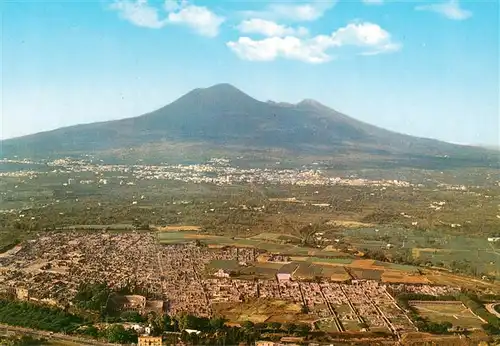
[1,83,497,168]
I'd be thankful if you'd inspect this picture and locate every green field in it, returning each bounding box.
[293,262,323,279]
[411,302,485,329]
[350,269,383,280]
[250,232,301,243]
[315,318,341,332]
[307,257,353,265]
[158,231,424,281]
[340,320,363,332]
[239,266,278,280]
[157,231,354,259]
[387,263,420,273]
[343,226,499,279]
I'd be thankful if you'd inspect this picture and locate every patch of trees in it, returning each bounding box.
[415,320,452,334]
[78,324,138,343]
[481,293,500,301]
[0,239,20,253]
[162,315,313,345]
[0,299,84,333]
[361,210,401,224]
[179,325,256,345]
[103,324,138,344]
[361,248,389,262]
[73,282,110,315]
[0,335,49,346]
[176,314,228,332]
[396,293,457,310]
[238,320,311,336]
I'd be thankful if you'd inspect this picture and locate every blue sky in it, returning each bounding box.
[2,0,499,146]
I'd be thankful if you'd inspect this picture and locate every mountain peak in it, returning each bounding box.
[170,83,256,109]
[297,98,325,108]
[198,83,246,95]
[2,83,496,169]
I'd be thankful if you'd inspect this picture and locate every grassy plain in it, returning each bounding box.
[155,230,500,288]
[410,302,485,329]
[315,319,341,332]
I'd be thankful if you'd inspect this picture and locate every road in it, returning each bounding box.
[485,303,500,318]
[0,323,120,346]
[488,242,500,256]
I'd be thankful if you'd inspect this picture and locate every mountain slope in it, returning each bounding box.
[1,83,497,167]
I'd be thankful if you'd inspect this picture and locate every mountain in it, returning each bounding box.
[1,83,497,168]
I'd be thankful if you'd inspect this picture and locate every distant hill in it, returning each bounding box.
[480,144,500,151]
[1,83,498,168]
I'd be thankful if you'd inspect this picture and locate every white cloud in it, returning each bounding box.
[110,0,225,37]
[227,22,400,63]
[330,22,393,47]
[415,0,472,20]
[237,19,309,37]
[227,36,332,63]
[168,5,225,37]
[362,0,384,5]
[241,0,337,22]
[110,0,166,29]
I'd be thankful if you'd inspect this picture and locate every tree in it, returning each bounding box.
[149,314,165,336]
[241,321,254,330]
[268,322,282,331]
[283,323,297,334]
[177,314,210,331]
[254,323,267,331]
[106,325,138,344]
[81,325,99,338]
[163,314,173,331]
[73,282,110,312]
[209,317,226,330]
[120,311,145,323]
[296,324,311,336]
[178,315,189,331]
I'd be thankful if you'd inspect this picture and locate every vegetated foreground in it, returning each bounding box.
[0,157,499,345]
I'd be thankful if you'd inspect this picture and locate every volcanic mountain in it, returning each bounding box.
[1,84,497,168]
